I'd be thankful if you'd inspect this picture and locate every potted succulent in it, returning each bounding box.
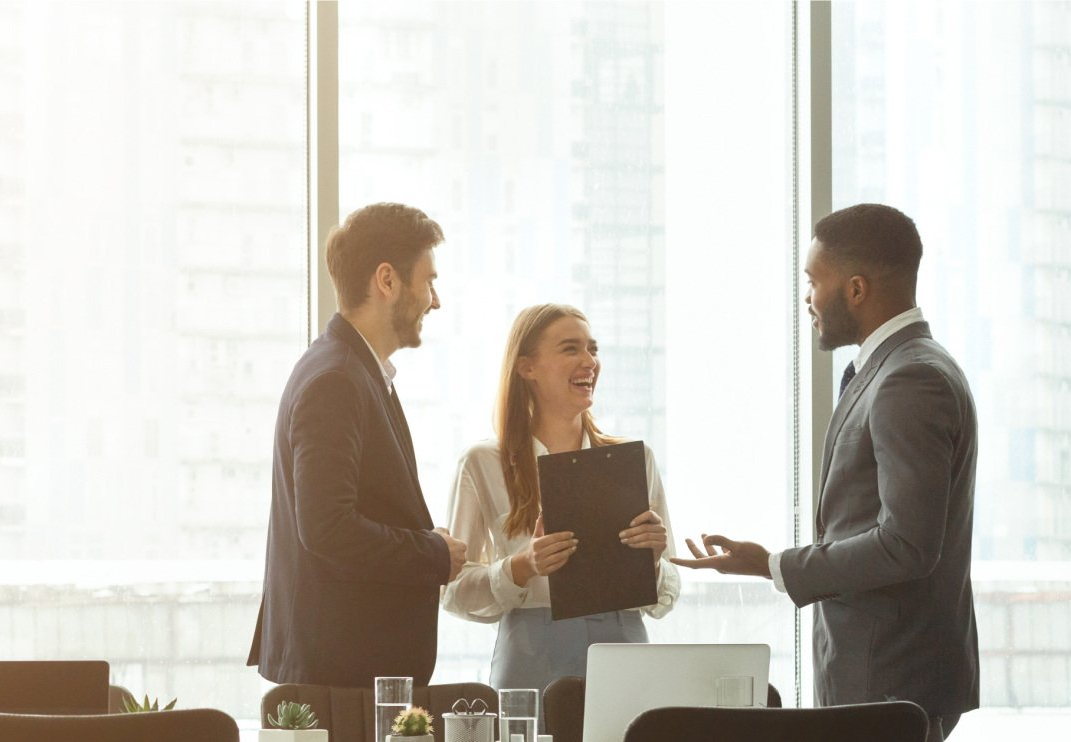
[387,706,434,742]
[121,694,177,712]
[260,700,328,742]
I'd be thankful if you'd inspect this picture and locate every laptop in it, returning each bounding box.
[582,643,771,742]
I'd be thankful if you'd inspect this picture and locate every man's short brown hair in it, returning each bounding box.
[325,202,444,310]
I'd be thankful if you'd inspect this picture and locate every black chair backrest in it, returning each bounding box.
[0,660,110,714]
[543,675,585,742]
[0,708,239,742]
[542,675,783,742]
[623,701,929,742]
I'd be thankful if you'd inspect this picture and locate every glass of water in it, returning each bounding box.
[375,676,413,742]
[498,688,538,742]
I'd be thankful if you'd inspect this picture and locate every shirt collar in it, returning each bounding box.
[352,327,396,391]
[533,430,592,457]
[854,306,925,373]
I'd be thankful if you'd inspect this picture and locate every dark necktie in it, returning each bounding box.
[839,361,856,398]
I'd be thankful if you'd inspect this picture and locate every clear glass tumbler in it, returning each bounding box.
[497,688,538,742]
[375,676,413,742]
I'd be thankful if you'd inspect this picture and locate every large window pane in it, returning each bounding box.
[338,0,797,699]
[0,0,306,721]
[833,0,1071,734]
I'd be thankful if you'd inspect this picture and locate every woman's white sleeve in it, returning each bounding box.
[441,457,529,621]
[643,446,681,619]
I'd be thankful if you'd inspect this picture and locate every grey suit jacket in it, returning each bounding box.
[780,321,980,716]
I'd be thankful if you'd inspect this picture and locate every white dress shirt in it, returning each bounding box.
[769,307,927,592]
[442,434,681,620]
[351,324,396,391]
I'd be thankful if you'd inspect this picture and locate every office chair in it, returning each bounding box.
[543,675,585,742]
[623,700,929,742]
[0,660,110,714]
[0,708,239,742]
[261,681,499,742]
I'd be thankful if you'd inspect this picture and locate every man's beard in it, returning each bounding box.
[817,290,859,351]
[392,288,424,349]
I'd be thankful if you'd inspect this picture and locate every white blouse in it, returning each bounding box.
[442,435,681,623]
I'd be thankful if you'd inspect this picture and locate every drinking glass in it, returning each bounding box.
[375,676,413,742]
[714,675,754,707]
[497,688,538,742]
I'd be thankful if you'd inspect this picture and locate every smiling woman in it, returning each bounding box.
[442,304,682,704]
[516,313,601,429]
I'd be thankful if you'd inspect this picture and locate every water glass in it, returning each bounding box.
[497,688,538,742]
[714,675,754,707]
[375,676,413,742]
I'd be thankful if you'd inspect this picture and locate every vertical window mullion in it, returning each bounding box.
[308,0,340,341]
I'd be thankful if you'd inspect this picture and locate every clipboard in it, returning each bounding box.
[537,440,658,620]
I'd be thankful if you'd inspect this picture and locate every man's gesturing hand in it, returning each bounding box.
[669,534,771,578]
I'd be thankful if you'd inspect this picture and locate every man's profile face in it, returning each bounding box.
[804,239,860,351]
[392,248,440,349]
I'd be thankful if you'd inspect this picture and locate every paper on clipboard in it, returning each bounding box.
[537,440,658,620]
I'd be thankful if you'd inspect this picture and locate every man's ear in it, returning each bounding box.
[847,274,868,307]
[372,262,398,299]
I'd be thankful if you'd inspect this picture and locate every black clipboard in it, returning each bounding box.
[537,440,658,620]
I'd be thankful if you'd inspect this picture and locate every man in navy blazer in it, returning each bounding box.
[673,204,979,741]
[248,202,467,687]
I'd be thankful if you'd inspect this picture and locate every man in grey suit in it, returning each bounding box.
[673,204,979,741]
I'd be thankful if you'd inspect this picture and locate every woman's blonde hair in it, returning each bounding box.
[495,304,620,538]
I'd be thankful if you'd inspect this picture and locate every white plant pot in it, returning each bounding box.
[258,730,329,742]
[386,736,433,742]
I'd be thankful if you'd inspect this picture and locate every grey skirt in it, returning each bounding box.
[489,607,648,693]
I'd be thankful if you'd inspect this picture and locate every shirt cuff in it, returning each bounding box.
[768,551,787,593]
[643,557,681,619]
[488,555,529,609]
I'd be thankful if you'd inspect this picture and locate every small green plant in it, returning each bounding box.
[391,706,434,737]
[268,700,319,730]
[121,694,177,713]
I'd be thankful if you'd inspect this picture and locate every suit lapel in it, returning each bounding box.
[816,322,933,529]
[327,315,428,513]
[387,386,420,485]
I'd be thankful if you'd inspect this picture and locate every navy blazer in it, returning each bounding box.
[780,322,980,717]
[248,314,449,686]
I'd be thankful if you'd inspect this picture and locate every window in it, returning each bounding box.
[833,0,1071,733]
[0,0,305,719]
[337,0,798,698]
[3,1,1067,734]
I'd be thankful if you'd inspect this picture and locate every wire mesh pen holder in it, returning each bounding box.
[443,698,496,742]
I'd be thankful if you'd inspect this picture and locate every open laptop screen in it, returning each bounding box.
[583,643,771,742]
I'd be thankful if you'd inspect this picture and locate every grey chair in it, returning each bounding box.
[0,708,239,742]
[622,701,929,742]
[262,681,499,742]
[542,675,783,742]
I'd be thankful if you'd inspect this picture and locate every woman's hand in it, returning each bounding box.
[619,509,667,564]
[510,514,578,587]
